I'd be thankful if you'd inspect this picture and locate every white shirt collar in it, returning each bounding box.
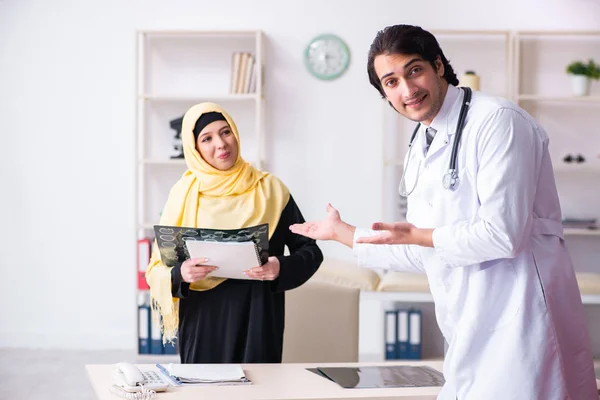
[425,84,463,140]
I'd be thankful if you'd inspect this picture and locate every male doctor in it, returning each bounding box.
[290,25,597,399]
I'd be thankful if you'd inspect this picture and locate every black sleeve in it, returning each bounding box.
[170,262,190,298]
[272,195,323,292]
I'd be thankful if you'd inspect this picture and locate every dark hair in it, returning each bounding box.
[367,25,459,98]
[193,111,227,141]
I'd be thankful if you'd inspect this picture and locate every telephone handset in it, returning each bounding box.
[111,362,169,399]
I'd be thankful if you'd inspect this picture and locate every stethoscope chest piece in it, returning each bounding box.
[442,170,459,190]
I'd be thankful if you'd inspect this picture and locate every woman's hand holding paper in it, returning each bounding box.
[181,258,219,283]
[245,256,280,281]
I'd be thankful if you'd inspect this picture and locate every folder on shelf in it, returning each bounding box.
[396,309,409,359]
[138,292,150,355]
[163,339,178,355]
[137,238,151,290]
[150,312,164,355]
[384,309,397,360]
[408,309,422,359]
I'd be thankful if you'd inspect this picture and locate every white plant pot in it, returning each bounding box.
[571,75,590,96]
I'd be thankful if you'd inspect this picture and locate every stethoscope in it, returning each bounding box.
[398,86,472,197]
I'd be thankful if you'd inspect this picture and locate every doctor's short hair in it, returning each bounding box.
[367,25,460,98]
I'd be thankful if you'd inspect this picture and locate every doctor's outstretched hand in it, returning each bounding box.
[289,203,357,248]
[356,222,434,247]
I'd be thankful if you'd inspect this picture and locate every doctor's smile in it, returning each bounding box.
[404,94,427,108]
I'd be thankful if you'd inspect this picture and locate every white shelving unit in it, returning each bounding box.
[134,30,266,355]
[513,30,600,175]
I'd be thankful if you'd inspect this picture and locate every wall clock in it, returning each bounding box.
[304,34,350,80]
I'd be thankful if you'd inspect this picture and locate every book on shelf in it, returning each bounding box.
[230,51,256,94]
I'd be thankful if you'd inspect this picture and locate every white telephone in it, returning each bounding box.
[111,362,169,398]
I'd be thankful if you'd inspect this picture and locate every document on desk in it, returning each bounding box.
[310,365,445,388]
[156,363,252,386]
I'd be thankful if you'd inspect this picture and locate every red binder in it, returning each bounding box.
[137,238,151,290]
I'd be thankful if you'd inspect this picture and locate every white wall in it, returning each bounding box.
[1,0,600,350]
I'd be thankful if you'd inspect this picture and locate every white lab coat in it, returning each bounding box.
[354,85,597,399]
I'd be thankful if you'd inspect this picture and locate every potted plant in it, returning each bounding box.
[566,59,600,96]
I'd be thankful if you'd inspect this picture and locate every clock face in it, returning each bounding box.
[304,34,350,80]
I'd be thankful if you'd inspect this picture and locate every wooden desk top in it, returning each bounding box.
[86,360,443,400]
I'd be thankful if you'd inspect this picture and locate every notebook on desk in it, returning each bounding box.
[156,363,252,386]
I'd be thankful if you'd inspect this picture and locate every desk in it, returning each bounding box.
[86,360,442,400]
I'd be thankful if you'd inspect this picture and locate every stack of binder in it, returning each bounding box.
[385,308,422,360]
[137,238,178,356]
[138,283,179,355]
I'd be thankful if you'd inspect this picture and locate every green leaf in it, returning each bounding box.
[566,59,600,80]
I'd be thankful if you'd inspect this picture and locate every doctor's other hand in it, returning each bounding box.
[289,203,356,248]
[355,222,434,247]
[245,256,280,281]
[181,258,218,283]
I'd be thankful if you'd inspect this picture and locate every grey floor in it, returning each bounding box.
[0,348,179,400]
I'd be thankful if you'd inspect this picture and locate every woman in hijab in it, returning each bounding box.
[146,102,323,364]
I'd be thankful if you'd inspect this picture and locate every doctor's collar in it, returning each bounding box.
[429,84,462,137]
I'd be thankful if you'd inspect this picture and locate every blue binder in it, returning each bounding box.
[137,292,150,354]
[384,310,398,360]
[150,313,164,355]
[396,309,409,359]
[408,309,422,359]
[163,338,178,355]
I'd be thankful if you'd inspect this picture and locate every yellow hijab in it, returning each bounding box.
[146,102,290,344]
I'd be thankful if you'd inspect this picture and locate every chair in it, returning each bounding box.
[282,280,360,363]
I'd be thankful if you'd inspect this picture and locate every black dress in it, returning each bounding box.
[170,195,323,363]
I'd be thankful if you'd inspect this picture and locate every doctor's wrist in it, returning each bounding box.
[333,222,356,248]
[414,228,434,248]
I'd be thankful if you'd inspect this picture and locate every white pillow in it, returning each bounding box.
[311,257,381,291]
[376,271,430,293]
[576,272,600,295]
